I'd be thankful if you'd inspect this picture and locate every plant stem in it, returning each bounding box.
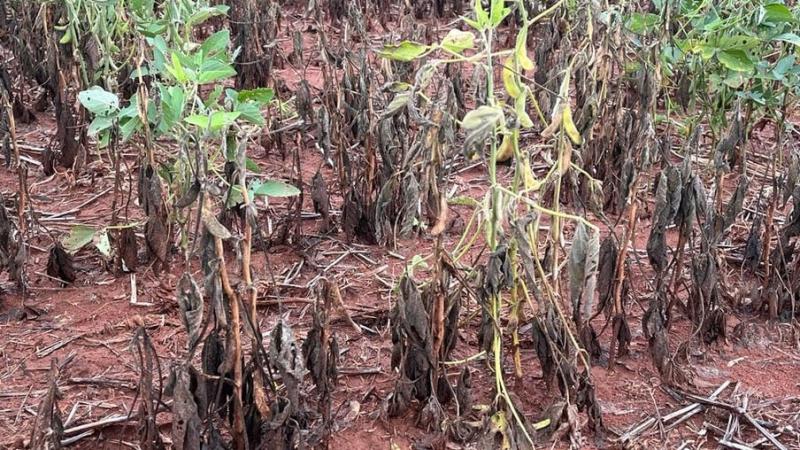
[214,233,246,450]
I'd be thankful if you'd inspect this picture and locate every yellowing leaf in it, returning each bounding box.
[490,411,511,450]
[515,26,534,71]
[59,27,73,44]
[502,57,522,99]
[496,133,515,162]
[562,106,583,145]
[515,91,533,129]
[522,161,541,191]
[441,29,475,54]
[518,47,534,71]
[559,140,573,175]
[378,41,429,62]
[541,103,564,139]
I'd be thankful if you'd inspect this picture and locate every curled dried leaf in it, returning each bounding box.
[177,272,204,352]
[202,208,233,240]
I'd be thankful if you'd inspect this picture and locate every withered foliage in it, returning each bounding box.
[568,222,599,328]
[596,237,618,317]
[118,227,139,272]
[479,246,511,353]
[177,273,204,351]
[311,169,334,233]
[130,328,164,450]
[46,244,75,285]
[231,0,279,90]
[581,27,659,214]
[139,164,170,273]
[0,194,25,288]
[303,279,340,444]
[389,260,463,426]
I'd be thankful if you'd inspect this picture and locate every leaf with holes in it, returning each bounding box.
[78,86,119,116]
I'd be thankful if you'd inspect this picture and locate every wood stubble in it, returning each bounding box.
[29,359,63,450]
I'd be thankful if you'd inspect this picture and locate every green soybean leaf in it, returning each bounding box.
[718,49,754,72]
[119,116,143,141]
[761,3,796,24]
[199,30,230,58]
[197,59,236,84]
[717,35,762,51]
[252,180,301,197]
[185,114,210,129]
[88,116,114,135]
[208,111,240,131]
[236,87,275,103]
[98,130,110,148]
[203,85,224,109]
[773,55,796,79]
[187,5,229,28]
[130,0,155,16]
[78,86,119,116]
[378,41,429,62]
[226,185,244,208]
[235,100,265,125]
[161,85,186,127]
[625,12,660,34]
[490,0,511,27]
[474,0,489,28]
[129,66,155,79]
[774,32,800,46]
[185,111,240,131]
[63,225,96,254]
[245,157,261,173]
[702,10,724,32]
[167,52,189,83]
[138,21,167,38]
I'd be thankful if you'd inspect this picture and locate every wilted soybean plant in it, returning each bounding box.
[76,3,324,448]
[378,0,606,444]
